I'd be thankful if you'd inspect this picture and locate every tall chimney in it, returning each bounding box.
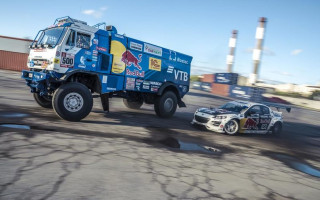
[249,17,267,85]
[226,30,238,73]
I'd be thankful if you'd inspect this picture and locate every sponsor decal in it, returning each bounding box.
[126,68,145,78]
[53,58,60,64]
[60,53,74,68]
[169,50,176,61]
[102,76,107,83]
[93,39,98,45]
[126,77,135,90]
[110,40,126,74]
[167,66,174,73]
[135,79,143,91]
[243,118,259,130]
[85,51,92,56]
[107,87,116,91]
[29,60,34,67]
[151,85,159,92]
[144,43,162,56]
[122,50,142,70]
[177,57,189,64]
[33,49,47,52]
[56,51,60,57]
[130,42,143,51]
[96,46,107,52]
[115,34,124,39]
[80,56,85,65]
[150,81,161,86]
[92,64,96,67]
[78,64,86,68]
[92,56,98,62]
[149,57,161,71]
[93,50,98,56]
[174,70,188,81]
[143,81,150,90]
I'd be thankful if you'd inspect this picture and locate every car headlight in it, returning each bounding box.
[216,115,227,119]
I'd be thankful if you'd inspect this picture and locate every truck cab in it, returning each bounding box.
[22,16,192,121]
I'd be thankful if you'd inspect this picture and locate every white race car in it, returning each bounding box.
[192,101,291,135]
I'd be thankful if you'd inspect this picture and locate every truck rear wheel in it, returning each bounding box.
[52,82,93,122]
[33,93,52,108]
[123,99,143,109]
[154,91,177,118]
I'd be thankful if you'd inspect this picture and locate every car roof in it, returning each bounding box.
[229,100,268,108]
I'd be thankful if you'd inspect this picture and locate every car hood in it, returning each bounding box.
[197,107,239,115]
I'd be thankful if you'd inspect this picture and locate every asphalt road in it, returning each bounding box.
[0,69,319,200]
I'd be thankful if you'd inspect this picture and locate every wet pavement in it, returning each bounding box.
[0,70,320,199]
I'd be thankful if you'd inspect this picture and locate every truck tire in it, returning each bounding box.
[123,99,143,109]
[52,82,93,122]
[33,93,52,108]
[154,91,177,118]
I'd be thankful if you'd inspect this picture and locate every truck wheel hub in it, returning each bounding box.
[63,92,83,112]
[164,98,173,112]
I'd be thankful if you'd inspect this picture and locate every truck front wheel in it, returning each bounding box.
[123,99,143,109]
[154,91,177,118]
[52,82,93,122]
[33,93,52,108]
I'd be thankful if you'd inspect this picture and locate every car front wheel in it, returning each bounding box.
[224,119,239,135]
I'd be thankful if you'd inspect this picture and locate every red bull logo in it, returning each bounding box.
[121,50,142,70]
[243,118,258,129]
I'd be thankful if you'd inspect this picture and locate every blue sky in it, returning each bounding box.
[0,0,319,85]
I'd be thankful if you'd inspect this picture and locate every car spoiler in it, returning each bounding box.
[262,102,291,113]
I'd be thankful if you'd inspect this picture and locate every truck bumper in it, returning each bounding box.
[21,70,49,94]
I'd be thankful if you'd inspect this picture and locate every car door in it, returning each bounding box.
[240,105,261,133]
[259,106,272,133]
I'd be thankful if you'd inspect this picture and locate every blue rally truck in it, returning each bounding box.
[21,17,192,121]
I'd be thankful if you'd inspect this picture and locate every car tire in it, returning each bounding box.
[33,93,52,108]
[272,122,282,135]
[123,99,143,109]
[53,82,93,122]
[224,119,239,135]
[154,91,177,118]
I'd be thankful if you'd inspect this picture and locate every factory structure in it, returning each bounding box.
[0,35,31,71]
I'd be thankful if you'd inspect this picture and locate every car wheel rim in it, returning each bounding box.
[164,98,173,112]
[63,92,83,112]
[226,121,237,134]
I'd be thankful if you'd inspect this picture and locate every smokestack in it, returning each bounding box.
[226,30,238,73]
[249,17,267,85]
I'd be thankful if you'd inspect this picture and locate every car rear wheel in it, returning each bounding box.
[272,122,282,134]
[33,93,52,108]
[224,119,239,135]
[53,82,93,122]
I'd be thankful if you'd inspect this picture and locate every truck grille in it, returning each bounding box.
[195,115,209,123]
[32,59,49,66]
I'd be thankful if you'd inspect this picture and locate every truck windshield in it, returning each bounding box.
[36,27,67,47]
[219,102,248,113]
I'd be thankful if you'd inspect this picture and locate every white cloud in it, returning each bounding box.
[291,49,302,56]
[82,7,108,19]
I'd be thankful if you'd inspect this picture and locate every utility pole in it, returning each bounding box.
[226,30,238,73]
[249,17,267,85]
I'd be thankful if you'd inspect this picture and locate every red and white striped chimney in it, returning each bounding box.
[226,30,238,73]
[249,17,267,85]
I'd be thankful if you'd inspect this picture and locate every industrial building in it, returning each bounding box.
[0,35,31,71]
